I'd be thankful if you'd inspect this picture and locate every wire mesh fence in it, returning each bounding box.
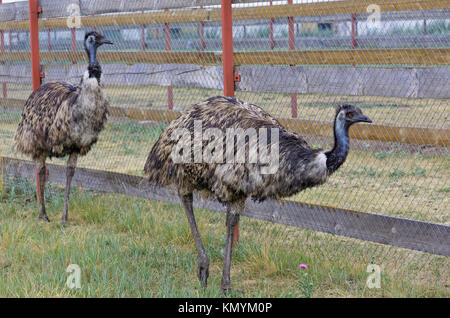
[0,0,448,296]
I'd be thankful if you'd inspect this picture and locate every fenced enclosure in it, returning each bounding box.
[0,0,448,296]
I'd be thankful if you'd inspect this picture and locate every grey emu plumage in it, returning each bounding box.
[14,31,113,223]
[144,96,372,294]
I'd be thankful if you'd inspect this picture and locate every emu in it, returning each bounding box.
[144,96,372,294]
[14,31,112,223]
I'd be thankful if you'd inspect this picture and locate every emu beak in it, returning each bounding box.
[99,38,113,45]
[357,114,372,123]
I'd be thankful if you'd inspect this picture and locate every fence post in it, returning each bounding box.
[221,0,239,248]
[141,11,146,51]
[269,0,274,50]
[288,0,297,118]
[165,8,174,110]
[0,0,6,99]
[47,28,51,51]
[29,0,41,92]
[221,0,234,98]
[199,6,205,51]
[351,13,357,49]
[29,0,46,203]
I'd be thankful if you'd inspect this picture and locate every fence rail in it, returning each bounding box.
[1,100,448,146]
[1,63,449,99]
[0,0,448,29]
[2,156,448,257]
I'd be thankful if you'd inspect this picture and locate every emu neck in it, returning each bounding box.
[87,45,98,64]
[86,45,102,82]
[326,118,349,175]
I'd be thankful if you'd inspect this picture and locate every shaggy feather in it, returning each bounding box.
[144,96,328,203]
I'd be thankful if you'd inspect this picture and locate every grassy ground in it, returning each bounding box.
[0,85,448,297]
[0,180,448,297]
[5,83,450,129]
[0,110,448,224]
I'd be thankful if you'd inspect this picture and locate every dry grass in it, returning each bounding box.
[0,182,448,297]
[0,108,448,224]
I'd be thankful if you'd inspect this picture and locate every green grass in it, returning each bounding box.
[0,179,448,297]
[0,113,448,224]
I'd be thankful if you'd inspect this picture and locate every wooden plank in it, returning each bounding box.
[1,0,447,29]
[234,48,450,66]
[2,156,449,256]
[1,100,448,146]
[30,64,450,99]
[0,98,25,110]
[237,65,450,99]
[0,7,211,30]
[228,0,450,21]
[0,51,222,65]
[1,48,448,66]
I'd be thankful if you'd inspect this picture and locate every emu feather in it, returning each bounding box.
[144,96,372,294]
[14,31,112,223]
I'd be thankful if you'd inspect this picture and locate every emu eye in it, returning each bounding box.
[347,112,354,119]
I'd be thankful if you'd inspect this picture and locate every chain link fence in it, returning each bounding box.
[0,0,448,296]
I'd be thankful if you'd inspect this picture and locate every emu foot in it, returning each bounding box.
[221,287,245,297]
[38,213,50,222]
[197,255,210,288]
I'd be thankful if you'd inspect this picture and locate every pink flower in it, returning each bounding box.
[299,264,308,269]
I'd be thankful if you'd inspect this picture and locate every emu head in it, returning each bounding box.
[335,104,372,130]
[84,31,113,62]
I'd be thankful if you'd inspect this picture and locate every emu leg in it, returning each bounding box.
[62,154,78,223]
[36,159,49,222]
[221,206,241,295]
[181,193,210,288]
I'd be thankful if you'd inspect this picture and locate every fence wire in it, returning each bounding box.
[0,0,448,296]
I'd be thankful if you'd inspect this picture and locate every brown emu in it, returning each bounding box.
[144,96,372,294]
[14,31,113,223]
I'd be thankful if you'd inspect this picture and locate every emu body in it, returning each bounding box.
[14,31,112,223]
[144,96,372,294]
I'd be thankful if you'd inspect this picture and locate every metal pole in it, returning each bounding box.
[221,0,239,248]
[199,6,206,51]
[165,8,173,110]
[142,11,146,51]
[221,0,234,97]
[288,0,297,118]
[29,0,45,203]
[351,13,357,49]
[0,0,6,98]
[269,0,274,50]
[47,28,51,51]
[29,0,41,92]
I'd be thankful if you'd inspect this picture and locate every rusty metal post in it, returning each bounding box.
[165,9,174,110]
[0,0,6,98]
[141,11,146,51]
[221,0,234,97]
[29,0,46,203]
[221,0,239,248]
[288,0,297,118]
[71,27,76,51]
[269,0,274,50]
[199,6,206,52]
[29,0,42,92]
[351,13,357,49]
[47,28,51,51]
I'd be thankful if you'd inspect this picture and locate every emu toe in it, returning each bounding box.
[197,255,210,288]
[221,287,245,297]
[38,213,50,222]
